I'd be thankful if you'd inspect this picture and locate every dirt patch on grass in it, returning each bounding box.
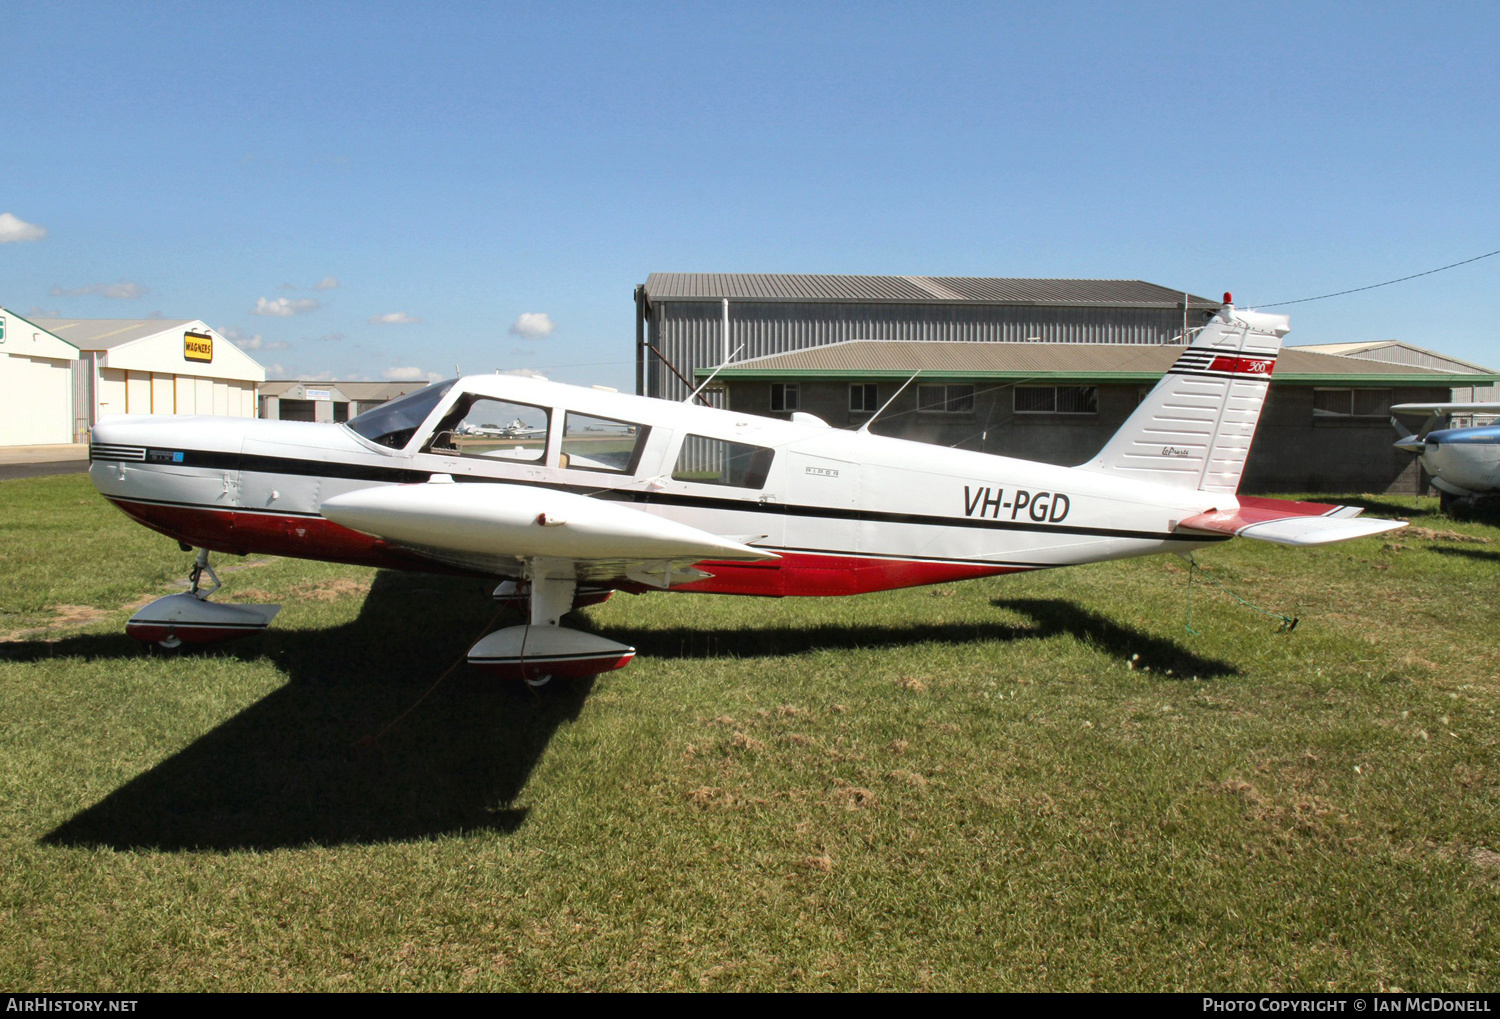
[686,786,767,810]
[288,577,374,602]
[1406,527,1491,543]
[830,781,876,810]
[887,769,928,789]
[730,731,766,753]
[0,604,112,640]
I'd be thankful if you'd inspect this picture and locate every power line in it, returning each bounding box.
[1258,247,1500,308]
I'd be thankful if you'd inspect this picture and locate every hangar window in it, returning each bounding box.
[849,383,879,413]
[770,383,799,413]
[1313,388,1394,418]
[672,435,774,489]
[919,384,975,414]
[1014,385,1098,415]
[425,396,550,463]
[348,379,456,449]
[561,412,649,474]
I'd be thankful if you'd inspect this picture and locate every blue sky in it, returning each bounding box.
[4,2,1498,388]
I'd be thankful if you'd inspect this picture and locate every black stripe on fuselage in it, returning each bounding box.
[101,448,1232,545]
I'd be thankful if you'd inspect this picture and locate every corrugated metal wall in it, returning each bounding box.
[647,300,1194,399]
[71,352,93,439]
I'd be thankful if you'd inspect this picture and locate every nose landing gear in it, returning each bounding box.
[126,548,281,649]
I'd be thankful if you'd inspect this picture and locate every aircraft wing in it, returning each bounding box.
[1391,402,1500,415]
[1176,495,1407,547]
[320,477,776,585]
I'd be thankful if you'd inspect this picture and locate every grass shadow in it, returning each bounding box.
[599,595,1238,680]
[993,597,1240,678]
[35,571,594,852]
[1295,493,1436,520]
[1427,545,1500,565]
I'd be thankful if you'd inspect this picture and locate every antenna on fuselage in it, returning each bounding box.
[858,371,920,434]
[684,344,744,405]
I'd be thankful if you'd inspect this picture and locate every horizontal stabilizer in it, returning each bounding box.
[1177,495,1406,546]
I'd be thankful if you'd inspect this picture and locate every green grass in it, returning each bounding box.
[2,475,1497,991]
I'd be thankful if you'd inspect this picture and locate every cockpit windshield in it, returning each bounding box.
[346,379,456,449]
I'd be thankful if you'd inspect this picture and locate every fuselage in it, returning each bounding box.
[89,374,1232,597]
[1411,425,1500,496]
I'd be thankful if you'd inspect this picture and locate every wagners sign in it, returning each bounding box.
[184,331,213,363]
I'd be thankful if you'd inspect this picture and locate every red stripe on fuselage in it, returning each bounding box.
[107,498,432,572]
[106,498,1024,598]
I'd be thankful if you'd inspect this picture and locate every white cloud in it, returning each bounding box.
[51,280,147,299]
[267,364,286,376]
[252,296,320,317]
[0,213,46,243]
[28,306,60,318]
[501,367,548,379]
[508,312,554,339]
[232,333,265,350]
[369,311,419,325]
[281,275,339,291]
[266,340,289,350]
[381,366,444,381]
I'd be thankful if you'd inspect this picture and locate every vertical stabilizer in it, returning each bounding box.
[1082,301,1290,494]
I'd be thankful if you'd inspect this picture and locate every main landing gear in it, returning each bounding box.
[125,548,281,649]
[465,559,635,686]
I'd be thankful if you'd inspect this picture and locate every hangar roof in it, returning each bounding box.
[703,340,1500,385]
[261,380,432,401]
[33,318,265,382]
[1291,340,1496,374]
[34,318,196,349]
[643,274,1220,308]
[0,308,79,360]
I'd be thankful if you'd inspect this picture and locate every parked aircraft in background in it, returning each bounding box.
[88,297,1404,685]
[1391,402,1500,511]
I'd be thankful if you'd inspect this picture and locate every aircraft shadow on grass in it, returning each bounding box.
[594,595,1239,680]
[30,571,589,853]
[1426,545,1500,565]
[19,577,1232,853]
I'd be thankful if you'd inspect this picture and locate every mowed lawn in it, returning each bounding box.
[1,473,1497,991]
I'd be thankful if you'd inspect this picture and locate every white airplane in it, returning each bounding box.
[455,417,548,439]
[89,298,1405,684]
[1390,402,1500,511]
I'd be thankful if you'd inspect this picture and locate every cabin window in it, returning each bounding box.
[561,412,649,474]
[671,435,774,489]
[769,383,799,413]
[1313,388,1393,418]
[849,383,879,413]
[918,384,975,414]
[347,379,456,449]
[1014,385,1098,415]
[425,396,550,463]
